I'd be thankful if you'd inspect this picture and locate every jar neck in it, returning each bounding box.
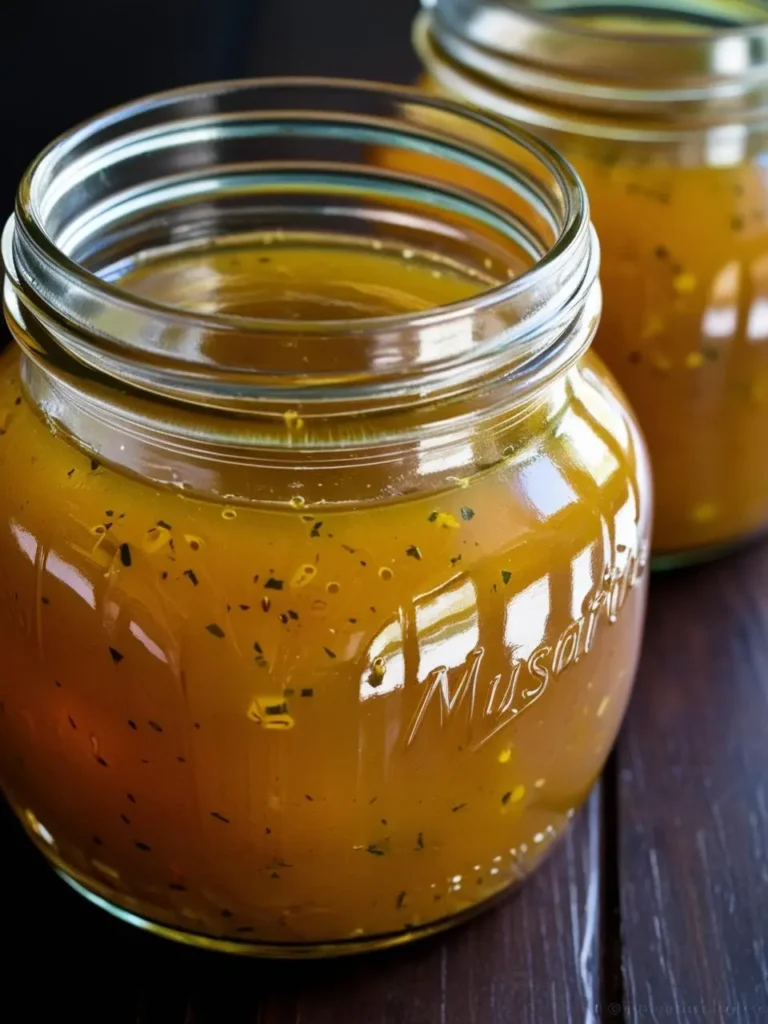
[419,1,768,139]
[3,78,599,506]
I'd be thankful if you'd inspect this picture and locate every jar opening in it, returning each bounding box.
[3,78,595,417]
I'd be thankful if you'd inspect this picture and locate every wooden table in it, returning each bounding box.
[3,543,768,1023]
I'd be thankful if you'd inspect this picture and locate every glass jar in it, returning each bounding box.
[0,79,651,956]
[415,0,768,565]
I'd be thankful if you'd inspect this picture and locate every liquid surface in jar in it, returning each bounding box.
[0,239,649,951]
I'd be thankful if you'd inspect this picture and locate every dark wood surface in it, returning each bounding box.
[3,547,768,1022]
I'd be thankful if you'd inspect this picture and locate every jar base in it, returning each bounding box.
[56,868,517,959]
[652,525,768,572]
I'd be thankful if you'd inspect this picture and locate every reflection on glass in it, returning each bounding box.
[416,577,479,680]
[504,575,550,660]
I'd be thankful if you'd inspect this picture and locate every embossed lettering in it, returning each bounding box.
[406,537,648,750]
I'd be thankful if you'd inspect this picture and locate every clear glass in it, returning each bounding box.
[416,0,768,565]
[0,78,651,956]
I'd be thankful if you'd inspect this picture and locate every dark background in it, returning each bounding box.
[1,0,421,210]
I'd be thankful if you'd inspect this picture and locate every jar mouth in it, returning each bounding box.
[423,0,768,129]
[3,77,595,412]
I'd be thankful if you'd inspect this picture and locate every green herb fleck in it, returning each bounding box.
[501,570,512,585]
[310,521,323,538]
[460,507,475,521]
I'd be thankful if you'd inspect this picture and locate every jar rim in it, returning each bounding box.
[4,76,599,413]
[7,76,587,335]
[422,0,768,130]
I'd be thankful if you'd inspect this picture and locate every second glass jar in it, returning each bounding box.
[415,0,768,564]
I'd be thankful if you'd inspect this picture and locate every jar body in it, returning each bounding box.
[0,346,650,955]
[416,63,768,561]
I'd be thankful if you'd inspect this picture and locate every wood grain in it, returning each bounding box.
[0,791,599,1023]
[618,545,768,1024]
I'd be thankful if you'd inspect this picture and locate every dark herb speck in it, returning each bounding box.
[323,647,337,659]
[148,721,163,733]
[365,843,386,856]
[501,570,512,585]
[183,569,199,586]
[265,703,288,715]
[501,791,512,805]
[211,811,230,823]
[415,832,424,851]
[264,578,284,591]
[206,623,226,638]
[406,545,422,560]
[460,507,475,521]
[68,716,77,730]
[169,883,186,892]
[109,648,124,663]
[300,688,314,698]
[135,842,151,852]
[396,891,407,910]
[452,803,467,813]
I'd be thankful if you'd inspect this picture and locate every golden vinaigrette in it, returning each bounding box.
[0,81,651,955]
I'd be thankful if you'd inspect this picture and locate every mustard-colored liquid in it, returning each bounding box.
[569,154,768,557]
[0,241,650,952]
